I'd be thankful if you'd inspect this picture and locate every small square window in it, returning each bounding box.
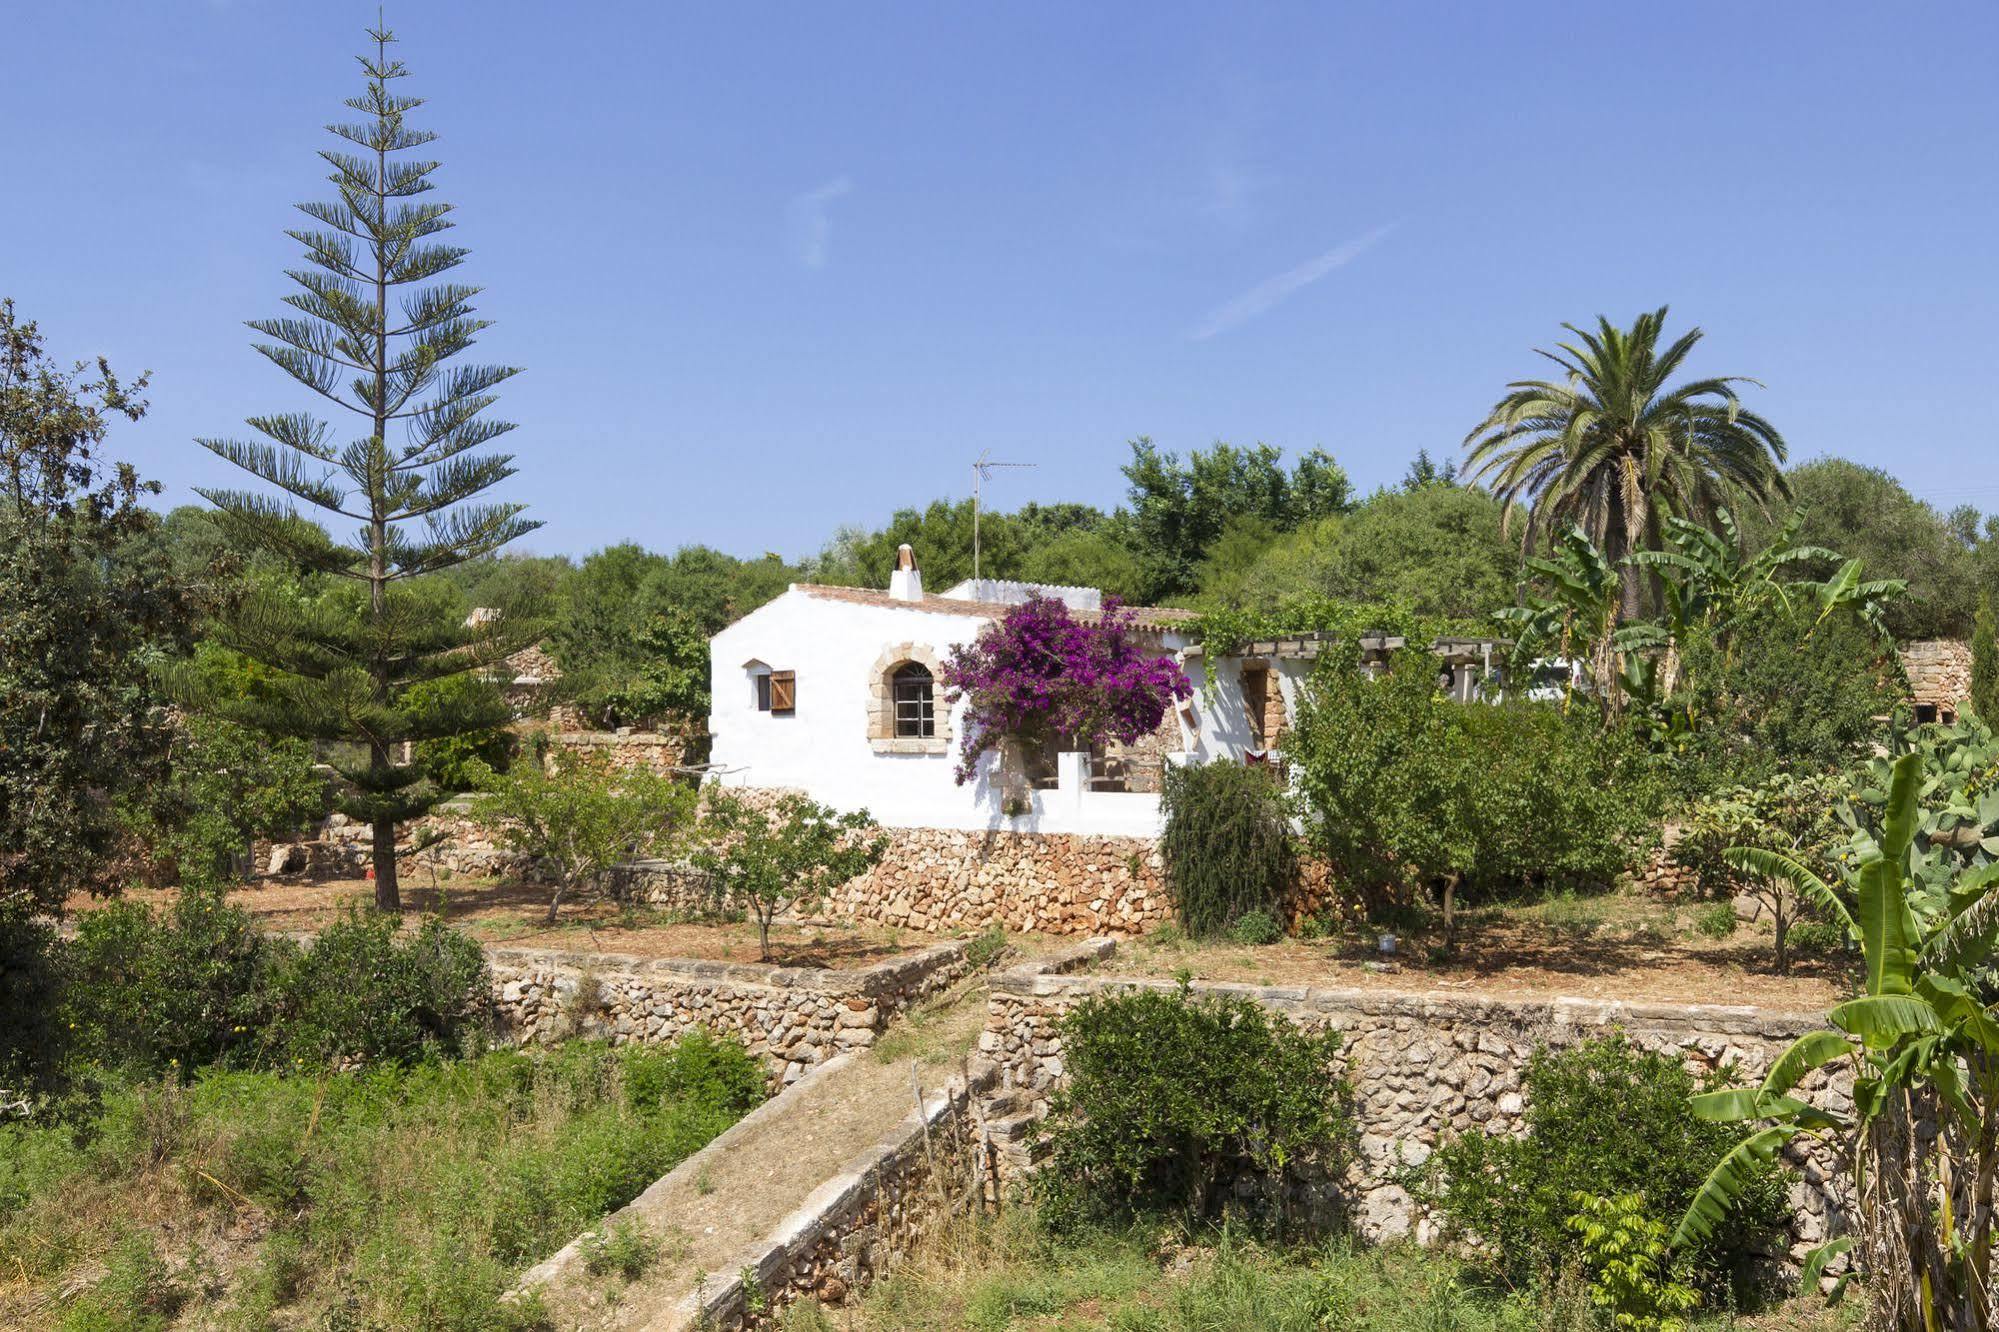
[755,674,772,711]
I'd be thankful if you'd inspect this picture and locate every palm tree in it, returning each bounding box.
[1463,307,1789,621]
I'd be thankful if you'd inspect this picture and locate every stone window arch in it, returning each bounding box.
[868,643,950,754]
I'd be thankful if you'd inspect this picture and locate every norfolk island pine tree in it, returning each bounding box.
[194,24,538,910]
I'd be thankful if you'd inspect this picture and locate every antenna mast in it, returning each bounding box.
[971,449,1036,582]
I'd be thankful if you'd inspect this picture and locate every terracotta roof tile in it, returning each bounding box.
[794,583,1198,630]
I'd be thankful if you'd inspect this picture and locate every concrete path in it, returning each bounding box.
[519,979,991,1331]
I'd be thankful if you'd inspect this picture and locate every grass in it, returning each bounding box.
[804,1210,1861,1332]
[0,1036,762,1331]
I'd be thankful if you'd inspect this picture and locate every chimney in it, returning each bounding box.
[888,543,924,601]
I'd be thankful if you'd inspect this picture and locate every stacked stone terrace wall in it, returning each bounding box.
[551,725,706,774]
[825,827,1171,936]
[1900,639,1971,715]
[971,962,1846,1257]
[488,939,974,1087]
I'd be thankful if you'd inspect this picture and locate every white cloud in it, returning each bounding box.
[1190,224,1395,340]
[788,176,854,269]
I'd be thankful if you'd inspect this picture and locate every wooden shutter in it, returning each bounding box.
[769,670,796,714]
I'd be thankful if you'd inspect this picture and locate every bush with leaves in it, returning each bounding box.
[62,894,490,1076]
[1655,599,1901,799]
[64,888,275,1077]
[1290,643,1653,942]
[263,910,491,1067]
[1567,1192,1703,1332]
[474,745,698,923]
[1670,772,1845,974]
[1422,1035,1787,1292]
[1034,986,1353,1233]
[1160,761,1296,937]
[692,790,886,963]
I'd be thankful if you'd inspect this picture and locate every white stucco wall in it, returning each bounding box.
[709,588,1178,836]
[1181,653,1313,763]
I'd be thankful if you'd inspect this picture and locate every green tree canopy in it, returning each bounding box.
[1122,437,1352,602]
[1762,457,1978,640]
[1230,481,1522,621]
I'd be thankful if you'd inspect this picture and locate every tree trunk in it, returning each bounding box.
[371,813,400,912]
[1441,872,1461,955]
[1772,896,1789,977]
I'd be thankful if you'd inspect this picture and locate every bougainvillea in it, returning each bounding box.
[939,595,1192,784]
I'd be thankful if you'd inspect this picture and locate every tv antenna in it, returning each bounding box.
[971,449,1035,582]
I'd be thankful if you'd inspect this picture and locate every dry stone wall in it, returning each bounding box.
[824,826,1170,936]
[971,962,1847,1258]
[1900,638,1971,716]
[487,940,974,1087]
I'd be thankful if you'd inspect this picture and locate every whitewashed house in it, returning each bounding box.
[707,546,1310,836]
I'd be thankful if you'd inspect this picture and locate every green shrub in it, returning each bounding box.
[1566,1192,1702,1332]
[263,910,491,1067]
[1160,761,1296,937]
[1422,1035,1788,1291]
[62,895,491,1076]
[1659,600,1901,799]
[1290,644,1655,939]
[1227,909,1282,946]
[1692,902,1737,940]
[64,888,273,1076]
[617,1026,763,1121]
[964,926,1009,969]
[582,1220,659,1281]
[1035,987,1352,1232]
[1785,918,1844,956]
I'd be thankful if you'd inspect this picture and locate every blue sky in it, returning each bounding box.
[8,3,1996,561]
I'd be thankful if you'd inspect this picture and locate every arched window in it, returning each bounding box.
[892,662,935,738]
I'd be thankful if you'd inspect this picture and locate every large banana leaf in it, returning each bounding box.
[1691,1088,1841,1131]
[1797,1237,1852,1301]
[1758,1029,1856,1098]
[1829,994,1942,1044]
[1722,847,1856,936]
[1854,753,1921,997]
[1672,1125,1797,1250]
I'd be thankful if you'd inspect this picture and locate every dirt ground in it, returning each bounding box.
[74,874,1847,1008]
[1103,890,1848,1010]
[68,875,935,970]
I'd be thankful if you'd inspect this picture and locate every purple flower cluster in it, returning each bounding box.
[938,594,1193,785]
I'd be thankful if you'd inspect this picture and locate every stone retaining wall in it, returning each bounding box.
[694,1070,984,1329]
[970,960,1846,1258]
[824,827,1171,936]
[488,939,975,1087]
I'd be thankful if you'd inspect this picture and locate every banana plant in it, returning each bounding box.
[1495,525,1629,716]
[1628,507,1838,634]
[1673,752,1999,1332]
[1800,558,1907,642]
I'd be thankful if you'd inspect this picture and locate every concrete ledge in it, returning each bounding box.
[668,1064,994,1331]
[984,967,1824,1040]
[485,937,971,998]
[510,1052,859,1302]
